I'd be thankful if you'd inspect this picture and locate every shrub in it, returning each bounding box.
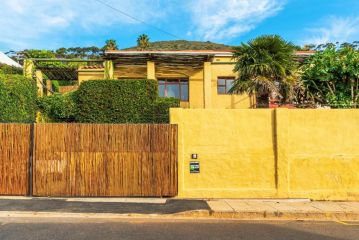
[0,74,37,122]
[52,80,60,92]
[37,92,78,122]
[0,64,23,75]
[76,79,176,123]
[300,46,359,107]
[51,80,78,93]
[148,97,180,123]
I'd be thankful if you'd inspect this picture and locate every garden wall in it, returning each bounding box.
[170,108,359,200]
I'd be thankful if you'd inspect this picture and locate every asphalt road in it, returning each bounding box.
[0,218,358,240]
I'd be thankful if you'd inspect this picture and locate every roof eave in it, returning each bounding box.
[105,50,234,57]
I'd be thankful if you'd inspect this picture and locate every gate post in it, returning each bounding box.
[27,123,35,196]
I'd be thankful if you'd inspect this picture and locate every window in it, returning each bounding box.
[158,79,189,101]
[217,77,235,94]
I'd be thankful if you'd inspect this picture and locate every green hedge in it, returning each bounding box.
[148,97,180,123]
[52,80,60,92]
[0,64,23,75]
[51,80,77,93]
[57,80,77,86]
[0,74,37,122]
[37,92,78,122]
[76,80,178,123]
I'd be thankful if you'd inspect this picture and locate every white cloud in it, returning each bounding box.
[5,0,25,14]
[0,0,171,50]
[188,0,286,41]
[304,16,359,45]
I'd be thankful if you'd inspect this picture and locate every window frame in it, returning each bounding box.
[158,78,189,102]
[217,77,236,95]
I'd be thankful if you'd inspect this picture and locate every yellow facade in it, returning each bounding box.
[170,108,359,200]
[276,109,359,200]
[77,56,252,109]
[78,69,105,84]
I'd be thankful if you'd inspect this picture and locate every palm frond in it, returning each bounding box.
[231,35,297,102]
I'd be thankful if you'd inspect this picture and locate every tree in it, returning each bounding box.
[300,45,359,108]
[137,34,150,50]
[230,35,297,106]
[302,44,316,51]
[21,49,56,59]
[104,39,118,51]
[55,48,67,58]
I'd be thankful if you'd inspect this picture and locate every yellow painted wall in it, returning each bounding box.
[276,109,359,200]
[211,63,253,109]
[188,70,204,108]
[78,70,104,84]
[170,108,277,198]
[171,108,359,200]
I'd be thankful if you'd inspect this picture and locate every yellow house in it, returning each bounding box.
[78,50,255,109]
[78,50,314,109]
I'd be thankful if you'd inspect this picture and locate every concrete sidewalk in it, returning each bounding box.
[0,197,359,221]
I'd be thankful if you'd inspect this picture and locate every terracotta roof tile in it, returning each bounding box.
[79,65,104,70]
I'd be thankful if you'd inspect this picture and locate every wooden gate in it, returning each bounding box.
[0,124,31,195]
[33,124,178,197]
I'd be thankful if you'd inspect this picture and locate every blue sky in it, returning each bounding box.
[0,0,359,52]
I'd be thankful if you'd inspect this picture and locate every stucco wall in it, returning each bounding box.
[276,109,359,200]
[188,70,204,108]
[170,108,359,200]
[78,70,104,84]
[170,108,277,198]
[211,63,253,109]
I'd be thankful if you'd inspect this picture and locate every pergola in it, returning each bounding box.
[23,58,103,96]
[104,50,230,66]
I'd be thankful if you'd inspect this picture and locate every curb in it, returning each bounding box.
[0,210,359,221]
[209,211,359,221]
[0,210,211,220]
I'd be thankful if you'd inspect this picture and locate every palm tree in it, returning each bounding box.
[137,34,150,50]
[104,39,118,51]
[230,35,297,107]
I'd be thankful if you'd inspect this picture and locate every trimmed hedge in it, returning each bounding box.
[149,97,180,123]
[37,92,78,122]
[0,74,37,122]
[76,79,179,123]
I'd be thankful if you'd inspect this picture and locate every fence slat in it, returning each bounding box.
[33,124,178,197]
[0,124,30,195]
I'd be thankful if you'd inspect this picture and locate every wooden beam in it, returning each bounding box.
[30,58,103,62]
